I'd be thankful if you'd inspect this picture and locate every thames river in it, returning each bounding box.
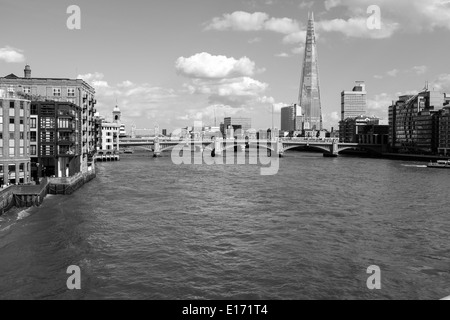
[0,151,449,300]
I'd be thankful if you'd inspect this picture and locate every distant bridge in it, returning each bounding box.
[119,137,383,158]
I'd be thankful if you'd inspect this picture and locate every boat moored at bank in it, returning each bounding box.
[427,160,450,169]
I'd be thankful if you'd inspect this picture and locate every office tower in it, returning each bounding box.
[298,12,323,131]
[341,81,367,121]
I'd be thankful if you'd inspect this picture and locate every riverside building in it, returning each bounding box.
[339,115,380,143]
[30,101,82,180]
[0,65,96,173]
[0,96,31,186]
[388,89,448,154]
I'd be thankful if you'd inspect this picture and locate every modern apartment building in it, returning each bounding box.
[0,65,96,173]
[0,97,31,186]
[438,106,450,155]
[30,101,82,179]
[388,89,448,154]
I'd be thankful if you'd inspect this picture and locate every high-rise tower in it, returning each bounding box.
[298,12,323,131]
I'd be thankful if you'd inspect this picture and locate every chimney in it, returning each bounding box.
[24,65,31,78]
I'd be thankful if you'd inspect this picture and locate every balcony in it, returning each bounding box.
[58,149,77,157]
[58,137,76,145]
[58,125,75,132]
[58,110,75,118]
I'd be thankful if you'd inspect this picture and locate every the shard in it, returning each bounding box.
[298,12,323,131]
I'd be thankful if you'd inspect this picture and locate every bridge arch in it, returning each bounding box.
[282,144,330,154]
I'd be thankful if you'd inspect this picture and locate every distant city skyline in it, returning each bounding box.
[1,0,450,132]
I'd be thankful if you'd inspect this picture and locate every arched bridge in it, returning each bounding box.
[119,137,383,157]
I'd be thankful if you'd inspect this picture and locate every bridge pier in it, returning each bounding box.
[153,141,161,158]
[213,139,223,157]
[324,140,339,157]
[275,140,284,157]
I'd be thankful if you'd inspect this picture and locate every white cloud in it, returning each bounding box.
[264,17,301,35]
[411,65,428,75]
[205,11,306,45]
[248,37,262,44]
[0,46,26,63]
[367,93,393,119]
[282,31,307,44]
[387,69,399,77]
[317,17,399,39]
[322,0,450,33]
[179,104,246,122]
[175,52,256,79]
[78,72,177,122]
[176,52,272,110]
[187,77,268,107]
[299,1,315,9]
[275,52,290,58]
[432,73,450,92]
[204,11,269,31]
[324,0,342,10]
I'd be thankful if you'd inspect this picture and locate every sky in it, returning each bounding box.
[1,0,450,133]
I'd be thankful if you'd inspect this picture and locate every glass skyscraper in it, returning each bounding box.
[298,12,323,131]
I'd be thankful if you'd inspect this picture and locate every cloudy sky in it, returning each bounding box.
[1,0,450,132]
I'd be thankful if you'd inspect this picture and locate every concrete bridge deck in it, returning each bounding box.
[119,137,383,158]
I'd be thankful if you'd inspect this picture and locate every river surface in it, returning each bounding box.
[0,152,449,300]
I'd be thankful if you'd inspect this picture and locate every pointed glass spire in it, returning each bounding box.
[298,12,323,131]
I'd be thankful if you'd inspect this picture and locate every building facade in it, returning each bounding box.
[281,105,303,133]
[341,81,367,121]
[388,89,448,154]
[339,115,380,143]
[30,101,82,179]
[98,107,121,153]
[298,12,323,131]
[438,106,450,155]
[223,117,252,134]
[0,65,96,173]
[0,97,31,186]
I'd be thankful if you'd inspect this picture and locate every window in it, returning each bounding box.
[23,87,31,94]
[20,101,24,109]
[20,148,24,156]
[0,133,2,139]
[20,132,24,140]
[30,105,37,115]
[20,118,24,125]
[10,101,15,109]
[30,132,37,142]
[9,147,15,157]
[0,148,2,157]
[58,119,70,129]
[53,88,61,96]
[30,145,36,156]
[68,88,75,97]
[10,118,14,124]
[41,117,55,129]
[30,118,37,128]
[9,133,14,140]
[41,131,55,143]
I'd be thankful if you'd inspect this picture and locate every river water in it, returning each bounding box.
[0,151,449,300]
